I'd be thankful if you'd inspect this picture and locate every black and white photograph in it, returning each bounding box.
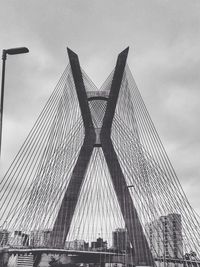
[0,1,199,266]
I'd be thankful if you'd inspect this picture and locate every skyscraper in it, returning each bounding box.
[147,213,183,259]
[112,228,130,252]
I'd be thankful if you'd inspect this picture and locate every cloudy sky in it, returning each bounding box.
[0,0,200,215]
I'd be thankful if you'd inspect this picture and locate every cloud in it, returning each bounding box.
[0,0,200,225]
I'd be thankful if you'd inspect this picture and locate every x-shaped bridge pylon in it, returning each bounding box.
[50,48,154,266]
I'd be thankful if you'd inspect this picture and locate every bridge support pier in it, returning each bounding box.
[33,253,42,267]
[0,249,9,267]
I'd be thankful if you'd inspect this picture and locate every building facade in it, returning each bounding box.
[65,239,89,250]
[147,213,183,259]
[112,228,130,253]
[0,229,9,246]
[91,237,107,251]
[29,229,51,247]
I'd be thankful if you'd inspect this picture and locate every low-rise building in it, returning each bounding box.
[91,237,107,251]
[30,229,51,247]
[0,229,9,246]
[65,239,89,250]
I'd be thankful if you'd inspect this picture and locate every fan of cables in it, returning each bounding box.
[0,62,199,265]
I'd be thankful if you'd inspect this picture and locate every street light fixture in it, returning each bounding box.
[127,185,134,188]
[5,47,29,56]
[0,47,29,155]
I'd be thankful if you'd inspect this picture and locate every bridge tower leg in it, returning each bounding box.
[50,48,154,266]
[49,48,96,248]
[100,48,153,266]
[0,249,9,267]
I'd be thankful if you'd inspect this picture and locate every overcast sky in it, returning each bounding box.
[0,0,200,216]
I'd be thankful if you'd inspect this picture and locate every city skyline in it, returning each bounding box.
[0,2,199,267]
[0,219,183,253]
[0,213,199,266]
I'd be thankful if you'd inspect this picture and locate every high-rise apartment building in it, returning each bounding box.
[112,228,130,252]
[146,213,183,258]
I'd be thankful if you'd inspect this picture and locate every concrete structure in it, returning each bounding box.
[49,47,154,267]
[1,247,199,267]
[0,248,126,267]
[17,254,34,266]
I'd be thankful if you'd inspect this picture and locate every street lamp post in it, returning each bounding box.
[0,47,29,155]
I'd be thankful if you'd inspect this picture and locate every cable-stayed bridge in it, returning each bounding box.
[0,48,199,267]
